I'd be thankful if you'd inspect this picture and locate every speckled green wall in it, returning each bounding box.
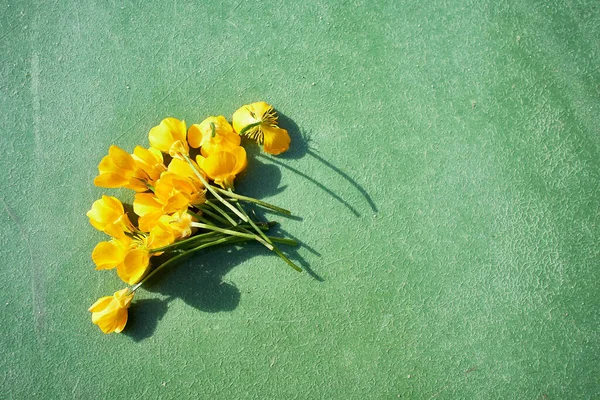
[1,0,599,398]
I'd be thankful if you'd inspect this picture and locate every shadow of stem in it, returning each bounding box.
[258,153,361,217]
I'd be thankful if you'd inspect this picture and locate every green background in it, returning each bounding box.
[2,0,599,398]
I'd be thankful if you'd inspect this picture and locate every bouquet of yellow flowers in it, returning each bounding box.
[87,102,300,334]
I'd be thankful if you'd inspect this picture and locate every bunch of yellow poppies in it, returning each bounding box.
[87,102,298,334]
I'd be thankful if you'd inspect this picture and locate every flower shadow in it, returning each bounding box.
[123,113,349,339]
[124,239,311,340]
[123,298,169,342]
[271,112,378,216]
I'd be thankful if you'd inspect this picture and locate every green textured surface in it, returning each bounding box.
[1,0,599,398]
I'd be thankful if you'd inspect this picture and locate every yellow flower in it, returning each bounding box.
[115,226,174,284]
[196,146,247,190]
[87,195,134,233]
[91,225,174,285]
[188,116,241,156]
[132,159,204,232]
[133,193,164,232]
[154,171,205,214]
[148,117,189,157]
[232,101,290,155]
[132,146,166,186]
[167,158,206,183]
[157,211,196,239]
[94,145,147,192]
[89,288,134,334]
[133,193,196,238]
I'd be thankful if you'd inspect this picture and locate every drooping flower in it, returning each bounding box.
[94,145,147,192]
[196,146,247,190]
[188,116,241,156]
[232,101,290,155]
[148,117,189,157]
[87,195,134,233]
[89,288,134,334]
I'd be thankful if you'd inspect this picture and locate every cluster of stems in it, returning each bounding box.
[128,155,301,294]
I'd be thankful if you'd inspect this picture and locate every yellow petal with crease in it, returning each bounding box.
[92,241,125,270]
[117,249,150,285]
[262,125,291,155]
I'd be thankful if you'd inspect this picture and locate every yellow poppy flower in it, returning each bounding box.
[232,101,291,155]
[132,146,166,186]
[148,117,189,157]
[188,116,241,156]
[87,195,134,233]
[196,146,247,190]
[89,288,134,334]
[93,145,147,192]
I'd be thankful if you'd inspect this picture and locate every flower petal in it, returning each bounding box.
[117,249,150,285]
[92,241,124,270]
[262,125,290,155]
[88,296,113,312]
[94,172,130,188]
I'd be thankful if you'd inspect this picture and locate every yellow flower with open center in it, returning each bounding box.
[148,117,189,157]
[88,288,134,334]
[91,225,174,285]
[196,146,247,190]
[188,116,241,156]
[232,101,290,155]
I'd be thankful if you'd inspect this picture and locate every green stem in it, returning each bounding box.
[149,231,221,253]
[273,247,303,272]
[235,201,273,246]
[267,237,298,246]
[213,186,291,215]
[204,200,238,226]
[234,199,301,272]
[194,205,227,226]
[190,222,269,247]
